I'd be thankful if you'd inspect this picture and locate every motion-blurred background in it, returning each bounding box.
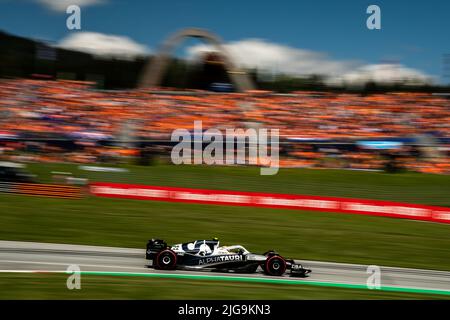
[0,0,449,299]
[1,1,450,174]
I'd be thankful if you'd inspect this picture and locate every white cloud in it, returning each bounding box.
[35,0,105,11]
[58,32,150,59]
[187,39,433,85]
[187,39,358,77]
[335,64,433,85]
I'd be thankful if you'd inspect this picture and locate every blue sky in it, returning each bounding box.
[1,0,449,83]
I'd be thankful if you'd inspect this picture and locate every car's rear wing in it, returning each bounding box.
[146,239,167,260]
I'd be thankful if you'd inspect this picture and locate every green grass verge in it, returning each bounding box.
[1,163,449,299]
[26,163,450,206]
[1,193,449,271]
[0,274,446,299]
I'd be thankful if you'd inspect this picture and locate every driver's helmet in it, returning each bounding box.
[197,238,219,256]
[198,242,212,256]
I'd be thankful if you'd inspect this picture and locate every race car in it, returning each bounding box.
[145,238,311,277]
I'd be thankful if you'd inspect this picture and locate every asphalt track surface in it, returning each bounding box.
[1,240,449,295]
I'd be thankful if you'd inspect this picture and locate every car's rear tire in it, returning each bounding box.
[264,255,287,276]
[154,249,177,270]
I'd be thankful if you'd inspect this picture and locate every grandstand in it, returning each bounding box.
[0,79,449,174]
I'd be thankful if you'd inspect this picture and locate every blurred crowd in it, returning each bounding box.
[0,79,449,174]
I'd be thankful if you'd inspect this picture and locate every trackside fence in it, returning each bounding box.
[0,182,82,199]
[90,182,450,224]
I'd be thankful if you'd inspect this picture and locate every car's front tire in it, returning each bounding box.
[263,255,287,276]
[154,249,177,270]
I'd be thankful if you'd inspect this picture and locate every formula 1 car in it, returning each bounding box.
[145,238,311,277]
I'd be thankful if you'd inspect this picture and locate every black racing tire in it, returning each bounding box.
[263,255,287,276]
[154,249,177,270]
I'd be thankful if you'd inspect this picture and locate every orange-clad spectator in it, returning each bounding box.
[0,79,448,174]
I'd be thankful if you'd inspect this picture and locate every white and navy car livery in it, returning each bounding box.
[145,238,311,277]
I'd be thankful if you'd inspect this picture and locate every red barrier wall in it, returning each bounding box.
[89,182,450,224]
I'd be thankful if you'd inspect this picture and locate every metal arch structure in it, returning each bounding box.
[138,28,255,92]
